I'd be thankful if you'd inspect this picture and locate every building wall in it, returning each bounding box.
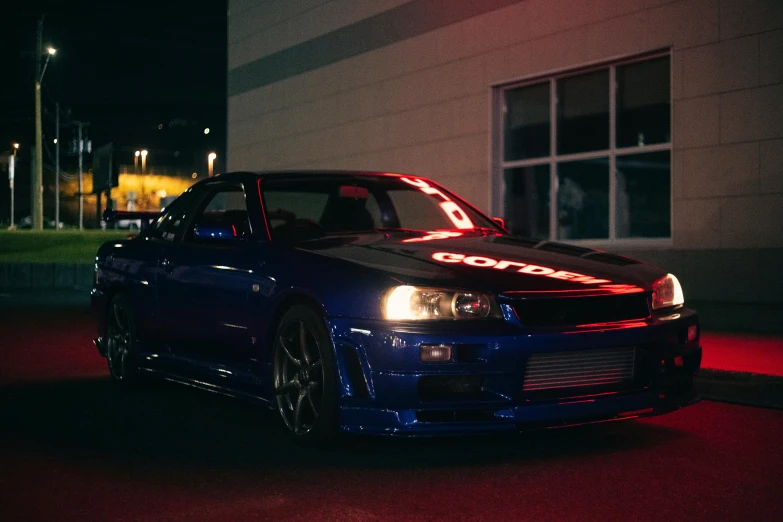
[228,0,783,327]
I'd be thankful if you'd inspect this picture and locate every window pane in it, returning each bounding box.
[616,56,670,148]
[504,82,550,161]
[557,70,609,155]
[557,158,609,239]
[263,191,330,223]
[503,165,550,240]
[616,151,671,238]
[191,187,252,239]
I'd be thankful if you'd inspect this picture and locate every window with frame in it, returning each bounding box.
[149,189,194,242]
[497,53,671,242]
[185,184,252,241]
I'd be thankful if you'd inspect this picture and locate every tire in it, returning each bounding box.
[272,305,338,443]
[106,293,139,385]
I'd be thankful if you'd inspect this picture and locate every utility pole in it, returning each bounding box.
[55,101,59,229]
[77,121,83,230]
[33,18,43,230]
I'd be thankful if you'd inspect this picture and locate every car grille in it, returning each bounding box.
[522,346,636,394]
[511,293,650,327]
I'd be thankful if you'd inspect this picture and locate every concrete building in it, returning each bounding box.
[227,0,783,331]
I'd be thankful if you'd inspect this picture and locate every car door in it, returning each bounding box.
[157,181,262,372]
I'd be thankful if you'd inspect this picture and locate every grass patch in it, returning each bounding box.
[0,230,133,263]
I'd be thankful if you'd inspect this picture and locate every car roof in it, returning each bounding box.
[211,170,411,182]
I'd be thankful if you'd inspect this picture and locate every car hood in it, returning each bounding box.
[294,233,665,295]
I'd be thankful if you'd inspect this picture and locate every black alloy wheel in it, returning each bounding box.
[273,305,337,442]
[106,294,138,384]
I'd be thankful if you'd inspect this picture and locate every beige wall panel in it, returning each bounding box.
[720,194,783,248]
[759,139,783,194]
[230,0,412,66]
[679,143,760,198]
[760,30,783,85]
[720,84,783,143]
[719,0,783,39]
[645,0,720,49]
[674,95,721,149]
[681,36,759,97]
[672,198,722,248]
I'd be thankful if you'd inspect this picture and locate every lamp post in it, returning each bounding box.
[9,143,19,229]
[54,101,59,230]
[134,150,140,173]
[141,149,148,173]
[208,152,216,177]
[33,16,57,230]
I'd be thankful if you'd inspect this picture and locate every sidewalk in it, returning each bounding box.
[698,332,783,409]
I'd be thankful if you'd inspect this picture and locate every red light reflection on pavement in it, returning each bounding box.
[0,310,107,385]
[700,332,783,376]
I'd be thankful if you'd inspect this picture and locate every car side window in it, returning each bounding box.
[149,191,193,242]
[185,184,252,242]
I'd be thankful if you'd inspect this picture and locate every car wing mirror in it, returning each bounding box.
[193,224,243,241]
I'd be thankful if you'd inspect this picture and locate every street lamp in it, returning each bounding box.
[8,143,19,229]
[208,152,216,177]
[134,150,140,172]
[141,149,148,173]
[32,16,56,230]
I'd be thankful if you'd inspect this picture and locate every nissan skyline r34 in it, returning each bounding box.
[92,171,701,441]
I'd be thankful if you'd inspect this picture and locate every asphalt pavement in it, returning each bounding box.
[1,289,783,521]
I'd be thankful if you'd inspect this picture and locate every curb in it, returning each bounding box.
[696,369,783,409]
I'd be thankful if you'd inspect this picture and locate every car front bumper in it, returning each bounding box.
[327,308,701,436]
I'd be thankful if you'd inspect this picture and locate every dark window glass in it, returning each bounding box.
[615,151,671,238]
[503,165,550,239]
[504,82,550,161]
[186,185,252,241]
[261,177,497,241]
[557,158,609,239]
[616,57,670,148]
[149,190,193,242]
[557,70,609,154]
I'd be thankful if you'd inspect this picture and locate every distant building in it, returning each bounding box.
[227,0,783,331]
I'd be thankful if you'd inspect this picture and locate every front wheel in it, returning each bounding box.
[272,305,338,442]
[106,294,139,384]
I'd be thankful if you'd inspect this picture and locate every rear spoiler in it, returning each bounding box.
[102,209,159,231]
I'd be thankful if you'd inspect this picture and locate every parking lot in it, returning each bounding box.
[0,291,781,521]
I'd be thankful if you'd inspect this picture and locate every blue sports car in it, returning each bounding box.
[92,171,701,441]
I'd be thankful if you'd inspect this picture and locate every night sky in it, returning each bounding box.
[1,0,228,174]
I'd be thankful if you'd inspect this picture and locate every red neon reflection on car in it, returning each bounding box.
[399,177,475,229]
[402,231,463,243]
[431,251,642,291]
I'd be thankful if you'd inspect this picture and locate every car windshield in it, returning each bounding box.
[261,175,501,241]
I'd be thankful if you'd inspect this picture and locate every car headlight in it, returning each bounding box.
[384,286,502,320]
[651,273,684,310]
